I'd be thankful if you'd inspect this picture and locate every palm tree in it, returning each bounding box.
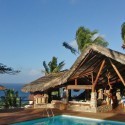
[0,63,20,74]
[63,26,109,54]
[121,22,125,49]
[42,56,65,75]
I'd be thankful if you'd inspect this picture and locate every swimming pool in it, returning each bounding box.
[12,115,125,125]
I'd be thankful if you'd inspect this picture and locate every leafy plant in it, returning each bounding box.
[42,57,65,75]
[1,89,20,108]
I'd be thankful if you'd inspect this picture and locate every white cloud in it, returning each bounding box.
[28,69,41,76]
[69,40,78,49]
[91,33,106,41]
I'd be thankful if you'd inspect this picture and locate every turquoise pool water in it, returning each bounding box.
[12,115,125,125]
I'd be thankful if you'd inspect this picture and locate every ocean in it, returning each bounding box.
[0,83,29,100]
[0,83,84,101]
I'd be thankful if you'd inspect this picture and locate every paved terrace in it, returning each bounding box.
[0,106,125,125]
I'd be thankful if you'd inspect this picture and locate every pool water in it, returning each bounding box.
[12,115,125,125]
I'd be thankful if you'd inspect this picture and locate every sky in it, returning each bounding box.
[0,0,125,84]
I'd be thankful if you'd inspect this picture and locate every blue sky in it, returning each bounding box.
[0,0,125,84]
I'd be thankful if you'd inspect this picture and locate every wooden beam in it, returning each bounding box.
[92,59,105,91]
[75,79,77,85]
[110,60,125,86]
[91,72,94,84]
[93,59,104,72]
[78,70,93,77]
[69,50,93,79]
[67,85,92,90]
[110,79,121,84]
[77,56,102,78]
[70,70,93,80]
[76,49,93,69]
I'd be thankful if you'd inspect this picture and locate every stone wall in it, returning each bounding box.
[97,104,112,112]
[90,92,97,112]
[67,104,91,112]
[34,103,54,108]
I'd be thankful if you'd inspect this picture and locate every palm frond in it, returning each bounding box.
[63,42,77,55]
[121,22,125,44]
[58,61,65,70]
[51,57,57,71]
[43,61,49,74]
[93,36,109,47]
[0,63,20,74]
[52,60,65,73]
[76,26,109,53]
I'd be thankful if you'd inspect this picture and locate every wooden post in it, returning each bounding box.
[91,72,94,84]
[92,60,105,92]
[110,60,125,86]
[106,72,112,89]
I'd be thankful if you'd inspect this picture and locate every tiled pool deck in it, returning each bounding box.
[0,108,125,125]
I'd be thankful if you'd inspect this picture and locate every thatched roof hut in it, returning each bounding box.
[22,70,68,92]
[0,85,6,90]
[61,44,125,86]
[22,44,125,93]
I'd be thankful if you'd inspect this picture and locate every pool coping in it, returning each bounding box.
[11,114,125,125]
[61,115,125,124]
[1,108,125,124]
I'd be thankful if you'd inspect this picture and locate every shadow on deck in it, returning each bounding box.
[0,105,125,125]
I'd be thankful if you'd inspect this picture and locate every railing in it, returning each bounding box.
[42,105,54,117]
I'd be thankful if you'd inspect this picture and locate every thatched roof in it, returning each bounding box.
[59,44,125,90]
[61,44,125,83]
[0,85,6,90]
[22,44,125,92]
[22,70,68,92]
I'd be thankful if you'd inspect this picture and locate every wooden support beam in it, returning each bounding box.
[67,85,92,90]
[76,49,93,69]
[77,56,102,79]
[92,59,105,92]
[110,79,121,84]
[110,60,125,86]
[78,69,93,77]
[91,72,94,84]
[71,70,93,80]
[69,50,93,79]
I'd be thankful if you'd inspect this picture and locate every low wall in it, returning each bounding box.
[67,104,91,112]
[97,104,112,112]
[34,103,54,108]
[51,100,95,112]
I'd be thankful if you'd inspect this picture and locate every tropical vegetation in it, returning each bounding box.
[63,26,109,54]
[0,63,20,74]
[42,56,65,75]
[0,89,20,108]
[121,22,125,49]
